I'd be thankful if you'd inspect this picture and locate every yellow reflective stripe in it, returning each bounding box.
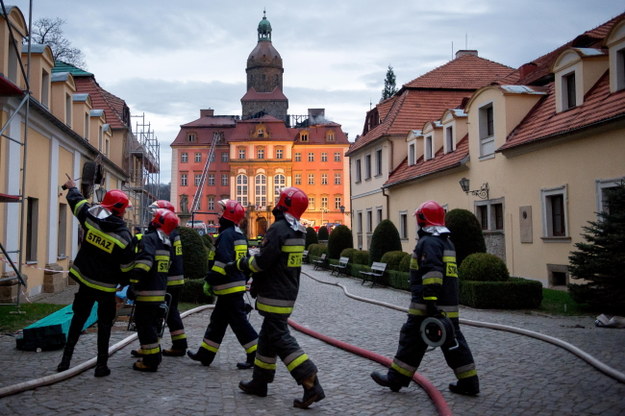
[281,245,304,253]
[457,368,478,379]
[174,239,182,256]
[423,296,438,301]
[134,263,151,272]
[249,257,261,273]
[155,255,169,261]
[201,341,219,353]
[254,358,277,370]
[423,277,443,285]
[136,295,165,302]
[443,256,455,263]
[408,308,427,316]
[69,269,118,293]
[212,265,226,275]
[256,302,293,315]
[141,346,161,355]
[245,344,258,354]
[73,199,88,216]
[391,362,414,378]
[167,278,185,286]
[410,257,419,270]
[213,285,246,295]
[171,333,187,341]
[286,353,309,372]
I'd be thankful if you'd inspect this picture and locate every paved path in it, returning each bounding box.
[1,264,625,415]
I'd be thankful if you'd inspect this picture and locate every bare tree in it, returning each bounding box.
[29,17,86,68]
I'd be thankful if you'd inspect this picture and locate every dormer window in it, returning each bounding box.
[300,132,309,142]
[424,136,433,160]
[256,127,265,137]
[479,103,495,157]
[617,48,625,91]
[187,133,197,143]
[408,143,416,165]
[563,71,577,110]
[326,131,335,142]
[445,125,454,153]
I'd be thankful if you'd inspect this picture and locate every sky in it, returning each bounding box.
[8,1,625,184]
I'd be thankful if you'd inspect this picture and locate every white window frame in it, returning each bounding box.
[399,211,408,239]
[596,177,624,214]
[479,103,495,158]
[475,198,504,231]
[541,185,569,239]
[445,125,454,153]
[424,136,433,160]
[408,143,415,166]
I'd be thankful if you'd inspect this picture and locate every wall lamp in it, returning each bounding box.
[95,186,106,202]
[458,177,489,200]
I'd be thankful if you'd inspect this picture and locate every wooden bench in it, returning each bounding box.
[360,262,387,288]
[302,250,309,264]
[312,253,327,270]
[330,256,350,276]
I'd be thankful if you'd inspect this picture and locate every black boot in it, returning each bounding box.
[187,349,214,366]
[449,375,480,396]
[239,378,268,397]
[294,374,325,409]
[131,349,144,357]
[370,371,402,392]
[56,347,74,372]
[94,354,110,377]
[236,352,255,369]
[162,347,186,357]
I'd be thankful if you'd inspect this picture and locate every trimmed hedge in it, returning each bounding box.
[388,270,410,290]
[380,250,410,271]
[459,253,510,282]
[459,277,543,309]
[328,225,353,259]
[180,279,215,304]
[340,248,370,266]
[307,243,327,262]
[178,227,208,280]
[305,227,319,249]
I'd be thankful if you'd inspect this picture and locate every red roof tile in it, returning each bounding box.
[241,86,288,101]
[74,77,129,130]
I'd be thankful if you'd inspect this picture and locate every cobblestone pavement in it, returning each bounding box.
[1,264,625,415]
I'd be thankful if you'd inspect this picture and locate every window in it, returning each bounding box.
[207,196,215,211]
[65,94,72,126]
[308,152,315,162]
[256,127,265,137]
[326,131,335,142]
[41,69,49,107]
[194,174,202,186]
[221,174,229,186]
[58,203,67,258]
[479,103,495,157]
[209,153,215,162]
[375,149,382,176]
[357,212,363,233]
[425,136,433,160]
[542,186,568,238]
[355,159,362,182]
[274,174,286,198]
[26,197,38,262]
[300,132,308,142]
[334,173,341,185]
[334,152,341,162]
[187,133,196,143]
[195,152,201,163]
[366,210,373,233]
[295,173,302,185]
[255,174,266,208]
[321,196,328,209]
[563,71,576,110]
[334,197,342,210]
[321,173,328,185]
[84,113,89,140]
[181,174,188,186]
[238,147,246,159]
[596,178,624,214]
[208,174,215,186]
[376,207,383,225]
[236,174,248,206]
[445,126,454,153]
[181,152,188,163]
[257,147,265,159]
[321,152,328,162]
[276,148,283,159]
[616,47,625,91]
[308,174,315,185]
[364,154,371,179]
[309,197,316,210]
[295,152,302,162]
[408,143,415,165]
[399,211,408,239]
[221,152,229,162]
[476,201,504,231]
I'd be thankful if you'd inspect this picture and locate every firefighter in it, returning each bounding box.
[57,179,134,377]
[187,199,258,369]
[370,200,480,396]
[128,208,179,372]
[233,187,325,409]
[150,200,187,356]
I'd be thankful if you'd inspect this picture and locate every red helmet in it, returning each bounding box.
[219,199,245,225]
[276,187,308,220]
[101,189,131,216]
[415,200,446,227]
[151,209,179,235]
[149,200,175,213]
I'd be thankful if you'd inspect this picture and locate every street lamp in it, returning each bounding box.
[458,177,489,200]
[95,186,106,202]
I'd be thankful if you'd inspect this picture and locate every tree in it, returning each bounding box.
[29,18,86,68]
[318,226,329,241]
[380,65,398,102]
[445,209,486,267]
[369,219,402,264]
[569,183,625,314]
[327,225,353,259]
[305,227,318,249]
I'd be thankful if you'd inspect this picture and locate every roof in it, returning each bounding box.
[240,87,288,102]
[74,77,129,130]
[51,61,93,77]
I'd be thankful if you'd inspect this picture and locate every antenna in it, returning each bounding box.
[465,33,468,49]
[451,41,454,59]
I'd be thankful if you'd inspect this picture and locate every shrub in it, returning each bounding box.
[380,250,410,271]
[307,243,327,259]
[445,209,486,267]
[180,279,215,304]
[459,253,509,282]
[318,226,329,241]
[387,270,410,290]
[327,225,353,259]
[305,227,318,249]
[177,227,208,279]
[340,248,370,266]
[201,233,215,250]
[459,277,542,309]
[399,253,412,272]
[369,220,402,264]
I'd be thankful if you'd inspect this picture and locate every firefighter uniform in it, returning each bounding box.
[383,228,479,391]
[128,227,172,370]
[59,187,134,376]
[188,222,258,366]
[163,228,187,354]
[238,213,317,386]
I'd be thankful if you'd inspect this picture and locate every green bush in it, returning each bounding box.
[305,227,319,249]
[307,243,327,260]
[180,279,215,304]
[327,225,353,259]
[459,252,509,282]
[339,248,370,266]
[388,270,410,290]
[380,250,410,271]
[369,219,402,264]
[399,253,412,272]
[178,227,208,279]
[318,226,329,241]
[445,208,486,267]
[459,277,542,309]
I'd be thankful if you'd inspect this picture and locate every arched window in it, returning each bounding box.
[274,174,286,199]
[236,174,248,206]
[255,174,267,208]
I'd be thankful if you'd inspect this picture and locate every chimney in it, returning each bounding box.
[200,108,214,117]
[455,50,478,58]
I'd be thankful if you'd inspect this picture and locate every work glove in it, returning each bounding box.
[425,300,439,316]
[203,281,214,296]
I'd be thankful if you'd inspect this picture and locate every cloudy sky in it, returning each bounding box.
[9,1,624,183]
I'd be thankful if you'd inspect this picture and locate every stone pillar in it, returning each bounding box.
[43,263,67,293]
[0,273,27,303]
